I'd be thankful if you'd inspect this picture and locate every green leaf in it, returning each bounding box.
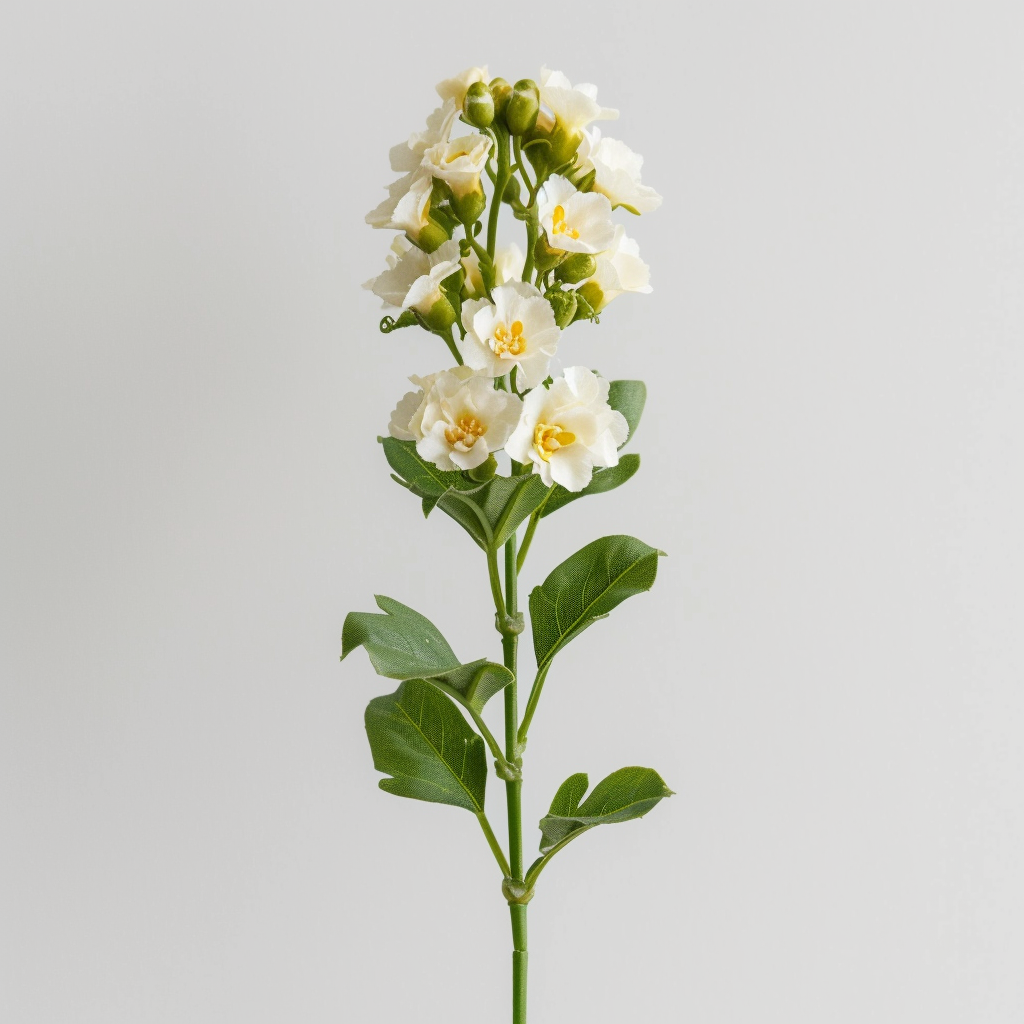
[539,454,641,518]
[607,380,646,448]
[529,535,663,669]
[365,679,486,812]
[538,767,673,853]
[436,472,549,551]
[379,436,476,506]
[342,595,512,713]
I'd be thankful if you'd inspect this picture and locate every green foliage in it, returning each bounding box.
[538,767,673,853]
[529,535,663,670]
[539,454,641,518]
[342,595,512,713]
[365,679,487,812]
[607,380,647,447]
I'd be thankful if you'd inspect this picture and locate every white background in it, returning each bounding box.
[2,2,1022,1022]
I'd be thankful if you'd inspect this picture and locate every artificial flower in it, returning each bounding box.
[462,243,526,299]
[505,367,628,491]
[436,66,490,108]
[579,225,652,311]
[366,238,462,318]
[536,67,619,136]
[365,172,435,242]
[537,175,617,255]
[460,281,559,387]
[577,128,662,214]
[422,134,493,198]
[390,366,522,472]
[388,100,458,173]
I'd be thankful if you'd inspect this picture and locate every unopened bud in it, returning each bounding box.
[506,79,540,136]
[575,282,604,317]
[420,294,456,332]
[467,453,497,482]
[546,289,578,328]
[450,187,487,225]
[502,175,521,204]
[463,81,494,129]
[489,78,512,120]
[415,220,451,253]
[554,252,596,284]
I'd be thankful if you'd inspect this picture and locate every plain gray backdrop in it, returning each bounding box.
[2,2,1023,1022]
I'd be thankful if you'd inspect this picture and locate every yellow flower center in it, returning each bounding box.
[533,422,576,462]
[492,320,526,357]
[445,414,486,448]
[552,204,580,240]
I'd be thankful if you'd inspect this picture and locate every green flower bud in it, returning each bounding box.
[533,232,566,273]
[575,281,604,316]
[449,187,487,225]
[554,252,597,284]
[420,294,457,332]
[502,175,521,204]
[489,77,512,120]
[466,453,497,482]
[415,220,451,253]
[506,79,540,136]
[463,81,494,129]
[545,288,578,329]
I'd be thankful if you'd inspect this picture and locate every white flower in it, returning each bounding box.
[422,134,492,197]
[436,66,490,108]
[462,243,525,299]
[578,128,662,214]
[460,281,560,388]
[537,175,617,255]
[537,67,619,135]
[367,238,462,315]
[506,367,628,491]
[365,172,434,241]
[390,367,523,472]
[583,225,652,311]
[388,100,458,173]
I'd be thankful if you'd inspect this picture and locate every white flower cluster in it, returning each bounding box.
[365,67,660,492]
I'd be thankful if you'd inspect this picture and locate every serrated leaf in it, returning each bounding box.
[539,454,641,518]
[539,766,673,853]
[529,535,663,669]
[342,595,512,713]
[436,472,549,551]
[607,380,646,448]
[365,679,486,812]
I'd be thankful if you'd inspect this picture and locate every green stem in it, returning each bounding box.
[510,902,528,1024]
[517,663,550,748]
[516,485,554,574]
[524,826,593,890]
[466,703,516,778]
[439,327,463,366]
[514,136,535,196]
[487,546,507,623]
[477,811,512,878]
[488,129,511,259]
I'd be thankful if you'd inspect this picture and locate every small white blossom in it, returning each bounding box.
[462,243,525,299]
[578,128,662,214]
[388,100,458,173]
[367,238,462,315]
[537,68,619,135]
[460,281,560,388]
[422,134,492,198]
[390,367,522,472]
[537,175,617,255]
[365,172,434,241]
[506,367,628,491]
[584,226,652,311]
[436,66,490,108]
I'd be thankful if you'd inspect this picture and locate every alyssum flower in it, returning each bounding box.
[460,281,560,388]
[390,367,522,472]
[366,238,462,330]
[537,174,617,255]
[506,366,628,491]
[577,127,662,214]
[577,225,652,312]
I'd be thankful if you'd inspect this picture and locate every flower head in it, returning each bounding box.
[366,238,462,321]
[422,134,492,198]
[436,66,490,108]
[537,68,619,136]
[460,281,560,388]
[390,367,522,472]
[462,243,525,300]
[537,175,617,255]
[365,172,435,240]
[578,128,662,214]
[505,367,628,491]
[388,100,459,173]
[579,225,652,311]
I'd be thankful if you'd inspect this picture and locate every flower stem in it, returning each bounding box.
[517,662,550,749]
[488,129,511,259]
[477,811,512,878]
